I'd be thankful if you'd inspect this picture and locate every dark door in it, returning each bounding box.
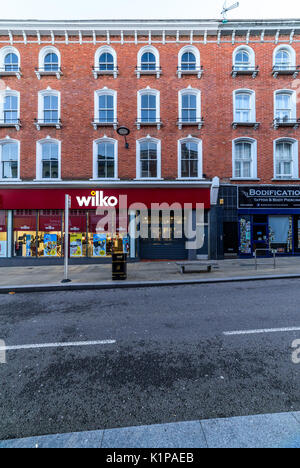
[139,212,188,260]
[223,222,238,255]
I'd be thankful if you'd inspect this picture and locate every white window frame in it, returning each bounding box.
[273,45,296,69]
[178,87,202,129]
[36,88,61,130]
[93,46,118,79]
[232,138,258,180]
[136,136,162,180]
[36,137,61,181]
[0,46,21,78]
[177,136,203,179]
[137,87,161,129]
[0,89,20,130]
[0,137,21,181]
[233,45,255,69]
[177,46,202,78]
[92,137,118,180]
[36,46,62,79]
[136,46,161,78]
[93,88,118,130]
[233,89,256,123]
[274,89,296,122]
[273,138,298,180]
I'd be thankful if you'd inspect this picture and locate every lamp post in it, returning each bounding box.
[117,126,131,149]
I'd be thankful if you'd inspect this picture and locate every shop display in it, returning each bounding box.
[70,234,83,257]
[0,240,7,258]
[93,234,107,257]
[123,237,129,254]
[239,217,252,254]
[43,233,58,257]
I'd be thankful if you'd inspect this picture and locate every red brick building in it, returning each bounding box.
[1,18,300,263]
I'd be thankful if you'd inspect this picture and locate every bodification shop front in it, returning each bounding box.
[238,185,300,257]
[0,184,211,265]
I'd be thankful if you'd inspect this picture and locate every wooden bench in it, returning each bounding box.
[176,261,218,274]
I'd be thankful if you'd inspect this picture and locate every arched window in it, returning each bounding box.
[178,88,202,128]
[273,46,296,76]
[137,88,161,129]
[274,139,298,179]
[178,137,202,179]
[233,139,257,179]
[36,47,62,79]
[44,52,59,71]
[93,47,118,78]
[94,88,117,129]
[0,140,20,180]
[136,46,161,78]
[37,139,61,180]
[0,47,21,78]
[4,53,19,72]
[232,46,257,77]
[178,46,201,78]
[136,137,161,179]
[93,138,118,179]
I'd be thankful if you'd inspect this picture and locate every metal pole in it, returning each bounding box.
[62,194,71,283]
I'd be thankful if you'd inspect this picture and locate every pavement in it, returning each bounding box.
[1,257,300,292]
[1,412,300,448]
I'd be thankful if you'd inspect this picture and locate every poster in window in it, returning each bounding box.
[0,241,7,258]
[26,235,32,257]
[123,237,129,254]
[44,234,58,257]
[70,234,83,257]
[239,217,252,254]
[93,234,107,257]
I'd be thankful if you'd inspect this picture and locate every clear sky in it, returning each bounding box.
[1,0,300,21]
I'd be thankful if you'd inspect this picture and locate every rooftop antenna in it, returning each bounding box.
[221,1,240,23]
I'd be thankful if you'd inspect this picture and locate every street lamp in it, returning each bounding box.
[117,126,130,149]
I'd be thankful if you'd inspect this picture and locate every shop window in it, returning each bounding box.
[69,210,87,258]
[239,216,252,255]
[38,210,62,257]
[13,210,37,258]
[0,210,7,258]
[88,211,129,258]
[269,216,293,254]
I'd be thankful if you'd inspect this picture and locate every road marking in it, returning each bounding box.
[224,327,300,336]
[0,340,116,352]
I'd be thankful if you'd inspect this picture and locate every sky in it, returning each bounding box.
[1,0,300,21]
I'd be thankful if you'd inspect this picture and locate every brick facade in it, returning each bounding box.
[0,19,300,185]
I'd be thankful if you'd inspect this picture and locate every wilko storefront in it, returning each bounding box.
[238,186,300,257]
[0,185,211,264]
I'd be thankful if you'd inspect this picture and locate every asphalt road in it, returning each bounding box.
[1,279,300,440]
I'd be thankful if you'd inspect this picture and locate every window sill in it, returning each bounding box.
[90,178,120,182]
[0,178,22,183]
[230,178,260,181]
[33,179,62,182]
[272,178,300,181]
[177,177,206,181]
[134,178,164,181]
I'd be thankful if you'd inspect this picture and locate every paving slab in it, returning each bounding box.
[101,421,207,449]
[0,430,103,449]
[200,412,300,449]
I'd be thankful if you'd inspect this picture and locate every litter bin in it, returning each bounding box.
[112,253,127,281]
